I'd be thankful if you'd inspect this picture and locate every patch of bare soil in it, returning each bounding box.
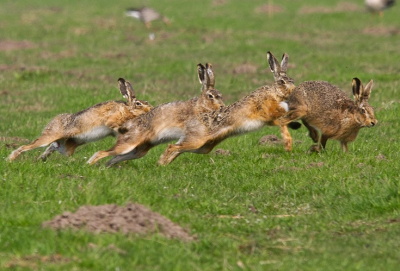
[0,40,35,51]
[42,203,195,242]
[273,162,324,172]
[59,174,85,180]
[5,254,72,269]
[41,49,76,60]
[233,64,258,75]
[0,136,30,149]
[255,4,285,14]
[212,0,227,6]
[363,26,400,36]
[259,135,280,145]
[299,2,360,14]
[306,162,324,169]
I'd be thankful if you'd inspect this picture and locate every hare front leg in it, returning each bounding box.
[279,125,292,151]
[302,120,319,143]
[340,141,348,152]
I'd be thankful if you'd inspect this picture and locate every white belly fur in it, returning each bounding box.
[152,127,184,144]
[237,119,265,134]
[72,126,115,144]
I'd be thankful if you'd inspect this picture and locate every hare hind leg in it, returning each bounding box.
[8,135,62,161]
[105,145,152,167]
[87,143,137,165]
[309,134,329,153]
[158,139,217,166]
[158,144,184,166]
[39,142,59,161]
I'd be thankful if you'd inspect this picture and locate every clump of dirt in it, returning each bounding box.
[232,64,258,75]
[214,149,231,156]
[0,40,35,51]
[42,203,195,242]
[376,154,387,161]
[299,2,360,14]
[259,134,280,145]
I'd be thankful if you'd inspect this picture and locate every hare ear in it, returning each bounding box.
[280,53,289,73]
[118,78,129,99]
[197,63,207,91]
[352,78,362,102]
[362,79,373,101]
[124,80,136,102]
[205,63,215,89]
[267,51,281,79]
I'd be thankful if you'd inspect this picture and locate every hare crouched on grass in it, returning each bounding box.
[7,78,153,162]
[279,78,377,152]
[87,63,225,166]
[157,51,301,166]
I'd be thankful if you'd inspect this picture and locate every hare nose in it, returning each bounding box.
[370,122,375,127]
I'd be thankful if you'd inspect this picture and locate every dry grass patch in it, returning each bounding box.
[299,2,360,14]
[0,40,35,51]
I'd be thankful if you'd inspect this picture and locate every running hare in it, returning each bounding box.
[8,78,153,161]
[157,51,300,165]
[87,63,225,166]
[279,78,377,152]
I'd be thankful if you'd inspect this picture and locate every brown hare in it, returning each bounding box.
[157,51,300,166]
[279,78,377,152]
[7,78,153,162]
[87,63,225,166]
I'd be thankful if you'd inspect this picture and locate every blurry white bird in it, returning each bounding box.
[126,7,170,28]
[365,0,395,16]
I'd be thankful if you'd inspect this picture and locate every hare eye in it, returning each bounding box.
[136,102,142,106]
[361,108,366,114]
[208,94,214,99]
[278,79,286,85]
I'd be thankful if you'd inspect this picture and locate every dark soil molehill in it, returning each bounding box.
[259,134,280,145]
[42,203,195,242]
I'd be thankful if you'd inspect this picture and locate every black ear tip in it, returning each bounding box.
[118,78,125,83]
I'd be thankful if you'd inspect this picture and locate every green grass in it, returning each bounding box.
[1,0,400,270]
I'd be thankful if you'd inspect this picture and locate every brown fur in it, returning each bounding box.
[7,78,153,161]
[157,51,297,165]
[279,78,377,152]
[87,63,225,166]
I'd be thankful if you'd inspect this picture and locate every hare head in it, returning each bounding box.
[118,78,153,113]
[267,51,295,97]
[197,63,225,111]
[352,78,377,128]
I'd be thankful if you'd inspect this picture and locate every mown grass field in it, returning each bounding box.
[1,0,400,270]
